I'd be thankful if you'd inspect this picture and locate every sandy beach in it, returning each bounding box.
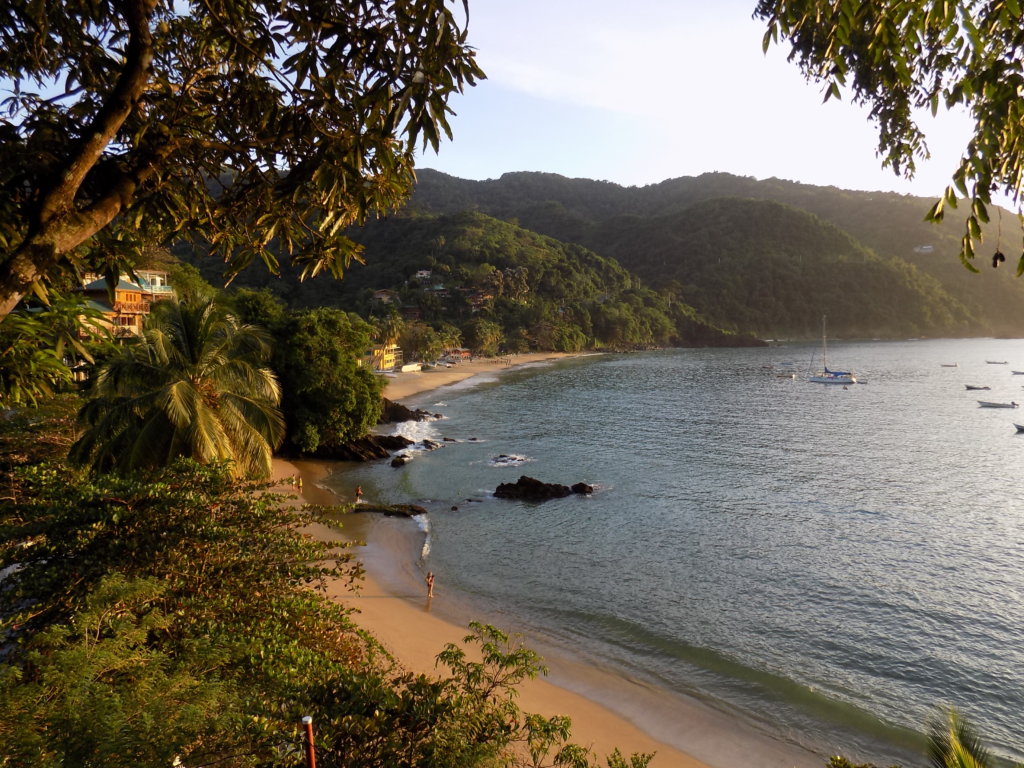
[272,354,816,768]
[383,352,578,401]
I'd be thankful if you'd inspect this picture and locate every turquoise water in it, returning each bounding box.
[327,340,1024,766]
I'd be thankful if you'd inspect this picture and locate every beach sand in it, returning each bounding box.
[271,355,820,768]
[383,352,578,401]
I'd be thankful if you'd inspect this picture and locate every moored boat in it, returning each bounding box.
[965,385,991,391]
[809,316,856,385]
[978,400,1018,408]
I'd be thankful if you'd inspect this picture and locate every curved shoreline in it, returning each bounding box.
[273,353,821,768]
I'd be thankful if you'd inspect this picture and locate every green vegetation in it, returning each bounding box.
[755,0,1024,271]
[0,0,482,319]
[588,198,970,338]
[213,210,756,351]
[0,458,652,768]
[271,307,385,455]
[0,293,109,408]
[68,297,285,478]
[410,170,1024,338]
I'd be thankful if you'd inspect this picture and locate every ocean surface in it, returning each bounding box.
[324,340,1024,767]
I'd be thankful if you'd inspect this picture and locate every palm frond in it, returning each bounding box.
[928,709,992,768]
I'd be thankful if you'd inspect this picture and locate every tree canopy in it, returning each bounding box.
[754,0,1024,272]
[69,297,284,478]
[0,0,483,319]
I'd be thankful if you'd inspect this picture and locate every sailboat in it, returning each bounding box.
[808,315,857,385]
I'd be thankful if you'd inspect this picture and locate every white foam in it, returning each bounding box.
[385,418,441,444]
[412,513,431,560]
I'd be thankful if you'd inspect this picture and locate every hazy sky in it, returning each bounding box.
[417,0,975,199]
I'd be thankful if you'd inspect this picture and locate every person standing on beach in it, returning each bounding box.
[425,571,435,598]
[355,485,363,503]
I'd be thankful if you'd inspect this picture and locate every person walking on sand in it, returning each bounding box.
[425,571,435,598]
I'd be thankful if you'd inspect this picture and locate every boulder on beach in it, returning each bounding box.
[494,475,582,501]
[391,455,410,468]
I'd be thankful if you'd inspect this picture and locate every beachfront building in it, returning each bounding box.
[443,347,472,362]
[364,343,403,372]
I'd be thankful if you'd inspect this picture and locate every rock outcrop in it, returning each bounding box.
[379,398,439,424]
[353,502,428,517]
[494,475,593,501]
[306,434,414,462]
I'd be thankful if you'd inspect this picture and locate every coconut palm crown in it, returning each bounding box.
[70,297,285,478]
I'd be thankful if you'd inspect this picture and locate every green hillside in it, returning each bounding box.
[588,198,973,339]
[198,210,758,351]
[411,170,1024,338]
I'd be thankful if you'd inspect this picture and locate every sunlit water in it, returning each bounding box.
[326,340,1024,766]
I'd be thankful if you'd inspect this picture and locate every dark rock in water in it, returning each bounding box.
[571,482,594,495]
[353,502,428,517]
[443,437,457,442]
[451,505,459,511]
[292,433,413,462]
[465,498,482,503]
[422,439,442,450]
[494,475,572,500]
[490,453,527,466]
[391,455,410,467]
[379,398,436,424]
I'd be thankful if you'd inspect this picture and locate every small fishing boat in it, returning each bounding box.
[978,400,1019,408]
[986,360,1008,364]
[965,385,991,391]
[1013,371,1024,375]
[1015,424,1024,433]
[940,363,958,367]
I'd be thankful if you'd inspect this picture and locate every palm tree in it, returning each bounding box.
[927,709,997,768]
[69,297,284,478]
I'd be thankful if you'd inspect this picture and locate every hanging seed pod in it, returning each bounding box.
[992,250,1007,267]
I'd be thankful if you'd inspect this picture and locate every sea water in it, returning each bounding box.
[326,340,1024,766]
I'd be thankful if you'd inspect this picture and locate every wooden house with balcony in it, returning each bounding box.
[80,270,174,337]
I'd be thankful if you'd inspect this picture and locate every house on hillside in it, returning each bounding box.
[80,270,175,337]
[465,290,494,312]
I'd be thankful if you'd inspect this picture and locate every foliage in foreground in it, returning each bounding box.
[0,0,483,319]
[0,461,651,768]
[68,297,285,478]
[756,0,1024,272]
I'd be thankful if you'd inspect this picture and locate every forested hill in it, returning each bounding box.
[207,210,757,350]
[412,169,1024,338]
[586,198,971,339]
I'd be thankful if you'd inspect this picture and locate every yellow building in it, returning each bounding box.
[365,343,402,372]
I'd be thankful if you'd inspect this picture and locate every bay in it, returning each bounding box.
[328,339,1024,766]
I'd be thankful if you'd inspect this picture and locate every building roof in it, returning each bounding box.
[82,277,146,293]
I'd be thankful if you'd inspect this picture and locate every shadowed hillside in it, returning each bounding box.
[412,170,1024,338]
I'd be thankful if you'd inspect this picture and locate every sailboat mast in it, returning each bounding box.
[821,314,828,371]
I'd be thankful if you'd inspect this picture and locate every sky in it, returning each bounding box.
[416,0,976,199]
